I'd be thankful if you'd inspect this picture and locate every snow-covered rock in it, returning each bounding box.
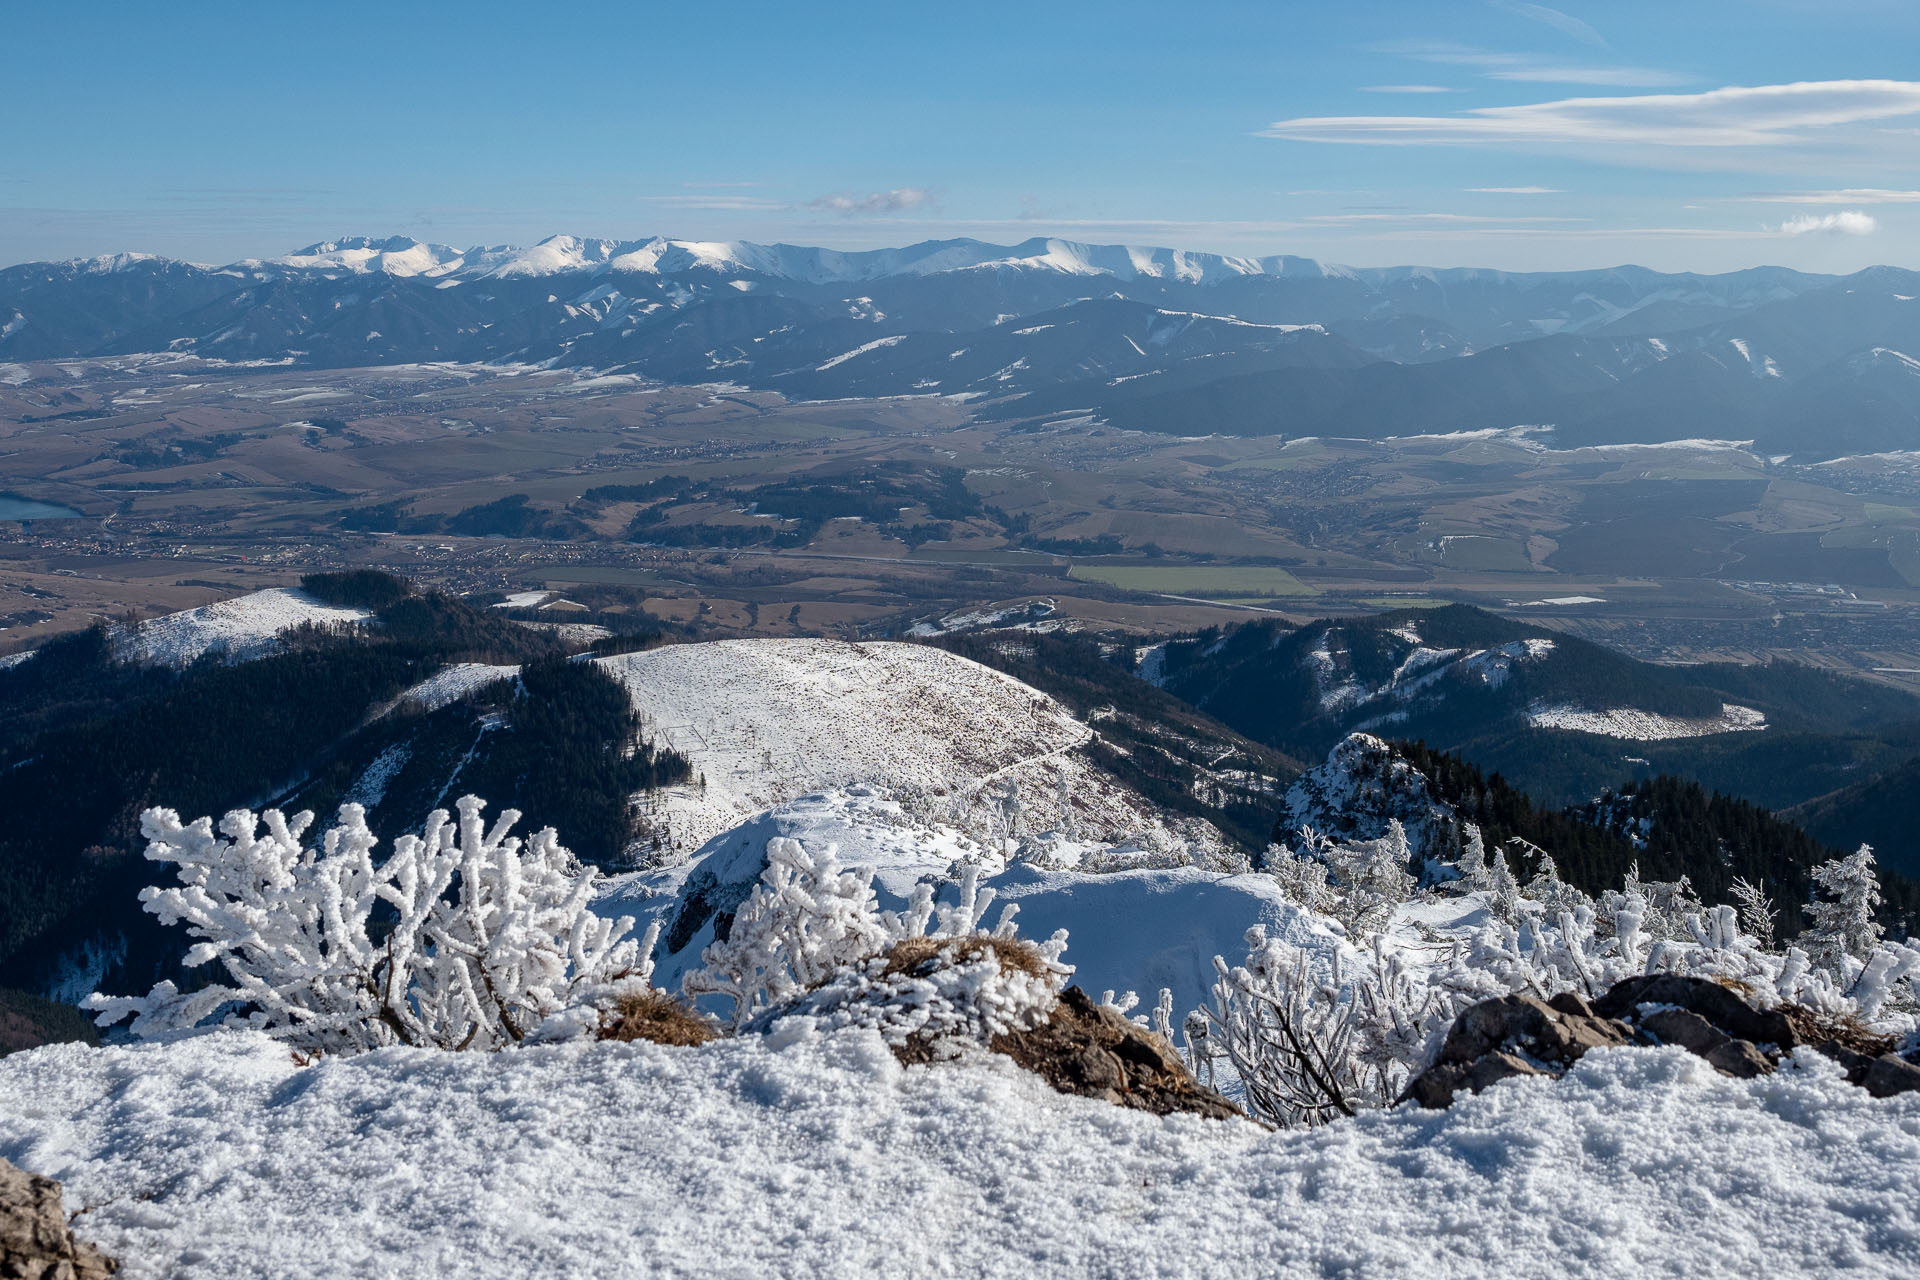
[3,1030,1917,1278]
[1277,734,1460,871]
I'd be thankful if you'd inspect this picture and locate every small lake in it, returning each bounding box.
[0,495,83,521]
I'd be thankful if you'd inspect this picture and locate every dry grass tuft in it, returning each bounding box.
[1780,1000,1897,1058]
[599,991,717,1047]
[881,934,1049,980]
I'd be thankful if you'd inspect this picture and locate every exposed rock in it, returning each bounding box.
[1593,975,1796,1050]
[991,987,1242,1120]
[1407,974,1920,1108]
[1704,1038,1775,1079]
[1637,1007,1731,1059]
[1852,1052,1920,1099]
[1404,994,1636,1108]
[0,1157,115,1279]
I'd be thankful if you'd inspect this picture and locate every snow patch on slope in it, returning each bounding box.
[1525,701,1767,740]
[117,588,371,667]
[397,662,520,712]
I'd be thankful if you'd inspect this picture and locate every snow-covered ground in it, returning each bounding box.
[395,662,521,712]
[598,639,1225,861]
[4,1031,1917,1279]
[115,588,371,667]
[1525,701,1767,741]
[604,786,1333,1019]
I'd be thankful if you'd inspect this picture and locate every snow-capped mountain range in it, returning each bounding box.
[8,233,1919,455]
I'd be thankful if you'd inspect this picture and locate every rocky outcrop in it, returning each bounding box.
[1404,992,1638,1108]
[0,1157,115,1279]
[1407,975,1920,1108]
[992,987,1242,1120]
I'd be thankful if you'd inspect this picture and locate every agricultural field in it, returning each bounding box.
[2,357,1918,686]
[1067,563,1314,598]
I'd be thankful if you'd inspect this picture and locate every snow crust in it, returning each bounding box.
[1525,701,1767,741]
[116,588,371,667]
[5,1032,1918,1278]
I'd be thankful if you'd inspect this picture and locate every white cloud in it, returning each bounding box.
[1778,210,1878,235]
[1361,84,1459,94]
[1488,66,1694,87]
[640,194,786,211]
[1261,80,1920,147]
[1302,212,1585,224]
[1746,188,1920,204]
[1370,40,1686,88]
[1468,186,1565,193]
[806,188,935,216]
[1493,1,1608,48]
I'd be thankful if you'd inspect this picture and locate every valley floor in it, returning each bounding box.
[2,1030,1917,1278]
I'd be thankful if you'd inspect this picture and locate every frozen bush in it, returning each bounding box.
[689,839,1070,1051]
[86,796,646,1053]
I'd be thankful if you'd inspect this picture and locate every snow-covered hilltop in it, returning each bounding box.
[599,638,1228,861]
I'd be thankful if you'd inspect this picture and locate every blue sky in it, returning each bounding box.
[5,0,1918,272]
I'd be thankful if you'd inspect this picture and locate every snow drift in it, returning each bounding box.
[3,1031,1917,1278]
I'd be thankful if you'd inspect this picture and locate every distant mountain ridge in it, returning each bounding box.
[4,234,1918,457]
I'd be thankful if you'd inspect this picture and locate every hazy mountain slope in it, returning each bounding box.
[1147,605,1920,809]
[1788,756,1920,881]
[922,631,1304,851]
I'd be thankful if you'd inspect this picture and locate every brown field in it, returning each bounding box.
[2,356,1917,684]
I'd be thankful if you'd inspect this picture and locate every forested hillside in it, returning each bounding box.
[0,574,688,1000]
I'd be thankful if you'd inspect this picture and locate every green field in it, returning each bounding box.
[1436,535,1536,572]
[1068,563,1316,597]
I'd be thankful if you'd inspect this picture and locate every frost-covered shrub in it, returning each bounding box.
[87,796,648,1053]
[1206,926,1461,1127]
[688,837,1070,1051]
[1805,846,1885,973]
[1189,840,1920,1128]
[1269,823,1416,934]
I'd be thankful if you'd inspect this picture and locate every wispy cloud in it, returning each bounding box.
[806,187,936,216]
[1371,40,1686,88]
[1302,212,1585,224]
[1492,1,1607,48]
[1744,188,1920,203]
[677,181,762,189]
[1488,66,1692,87]
[1261,80,1920,147]
[640,194,787,211]
[1467,185,1565,193]
[1778,210,1878,235]
[1361,84,1459,94]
